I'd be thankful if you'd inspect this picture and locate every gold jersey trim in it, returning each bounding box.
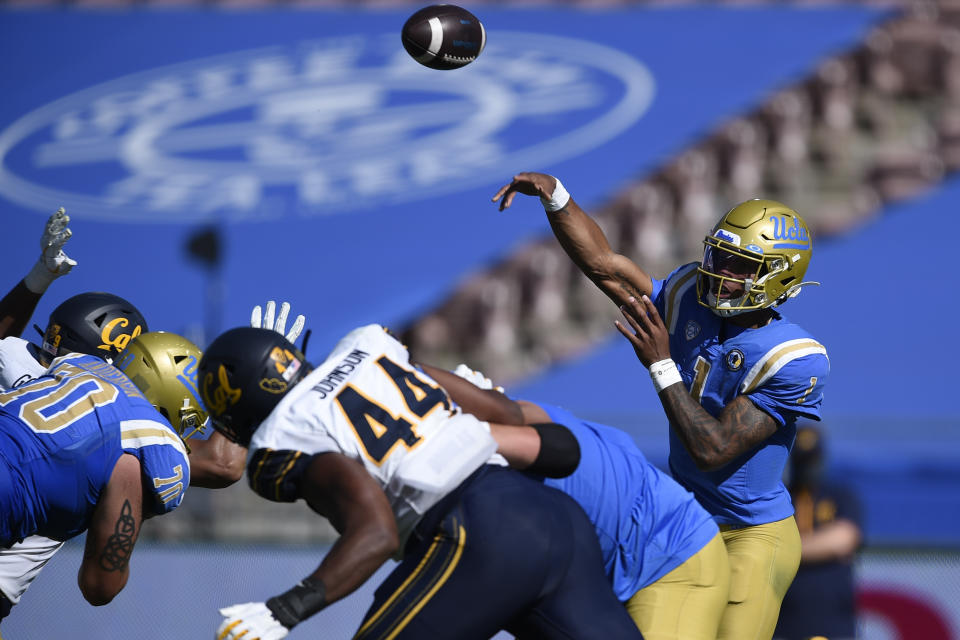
[740,339,828,395]
[663,264,698,335]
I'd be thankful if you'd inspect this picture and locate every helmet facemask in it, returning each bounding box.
[114,332,208,446]
[697,238,794,316]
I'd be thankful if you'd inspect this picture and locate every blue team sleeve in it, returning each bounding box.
[748,354,829,425]
[121,418,191,516]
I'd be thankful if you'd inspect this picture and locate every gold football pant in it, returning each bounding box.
[716,516,802,640]
[624,532,730,640]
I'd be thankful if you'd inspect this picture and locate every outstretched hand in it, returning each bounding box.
[24,207,77,294]
[614,295,672,368]
[251,300,306,343]
[491,173,557,211]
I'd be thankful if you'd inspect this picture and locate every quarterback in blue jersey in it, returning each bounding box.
[422,364,730,640]
[495,173,829,640]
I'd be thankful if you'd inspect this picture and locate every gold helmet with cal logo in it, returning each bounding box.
[697,199,819,317]
[114,331,207,440]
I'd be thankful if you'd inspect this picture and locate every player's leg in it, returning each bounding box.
[624,532,730,640]
[0,535,64,619]
[716,517,801,640]
[354,465,563,640]
[355,465,640,639]
[506,477,644,640]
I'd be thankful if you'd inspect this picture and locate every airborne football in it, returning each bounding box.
[401,4,486,70]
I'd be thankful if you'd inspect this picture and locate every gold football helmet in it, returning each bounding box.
[697,199,818,316]
[114,331,207,441]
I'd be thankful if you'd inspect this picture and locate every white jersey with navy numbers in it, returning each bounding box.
[652,263,830,526]
[250,324,500,543]
[0,337,46,390]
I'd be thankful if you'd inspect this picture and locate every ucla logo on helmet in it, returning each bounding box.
[769,215,810,250]
[714,229,740,245]
[726,349,744,371]
[98,317,144,353]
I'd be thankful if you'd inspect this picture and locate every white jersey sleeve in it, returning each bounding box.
[250,324,499,542]
[0,337,46,390]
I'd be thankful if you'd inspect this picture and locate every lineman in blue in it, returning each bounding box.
[539,403,719,595]
[0,352,189,609]
[534,401,730,640]
[427,365,730,640]
[494,173,829,640]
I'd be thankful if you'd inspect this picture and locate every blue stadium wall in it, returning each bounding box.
[2,4,959,637]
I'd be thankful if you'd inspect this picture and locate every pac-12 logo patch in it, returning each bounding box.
[684,320,700,341]
[726,349,745,371]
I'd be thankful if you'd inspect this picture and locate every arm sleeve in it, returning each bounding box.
[527,422,581,478]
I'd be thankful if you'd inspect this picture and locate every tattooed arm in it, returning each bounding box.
[492,172,653,306]
[78,453,144,606]
[616,295,778,471]
[658,390,777,471]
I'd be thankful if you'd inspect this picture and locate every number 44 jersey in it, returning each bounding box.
[0,354,189,547]
[249,325,502,544]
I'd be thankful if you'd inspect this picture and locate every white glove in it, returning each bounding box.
[453,363,505,393]
[216,602,289,640]
[24,207,78,294]
[251,301,305,343]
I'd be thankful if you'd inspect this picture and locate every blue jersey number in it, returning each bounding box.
[0,362,118,434]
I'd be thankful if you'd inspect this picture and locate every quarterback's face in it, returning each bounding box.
[703,247,758,299]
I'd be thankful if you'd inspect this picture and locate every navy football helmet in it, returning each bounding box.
[198,327,311,447]
[40,292,148,364]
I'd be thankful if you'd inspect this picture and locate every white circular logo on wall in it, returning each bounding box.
[0,32,655,222]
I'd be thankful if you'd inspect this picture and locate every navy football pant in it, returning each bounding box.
[355,464,642,639]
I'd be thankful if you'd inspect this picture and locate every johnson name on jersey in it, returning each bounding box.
[0,354,189,546]
[249,325,499,543]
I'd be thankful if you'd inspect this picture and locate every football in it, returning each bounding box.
[401,4,486,70]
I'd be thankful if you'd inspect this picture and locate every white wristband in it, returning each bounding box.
[649,358,683,393]
[23,259,56,294]
[540,177,571,212]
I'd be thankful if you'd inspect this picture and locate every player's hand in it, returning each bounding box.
[24,207,78,294]
[251,301,305,343]
[453,363,505,393]
[491,172,558,211]
[614,295,671,368]
[216,602,289,640]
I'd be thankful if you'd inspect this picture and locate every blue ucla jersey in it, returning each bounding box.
[652,263,829,526]
[538,403,718,600]
[0,354,189,547]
